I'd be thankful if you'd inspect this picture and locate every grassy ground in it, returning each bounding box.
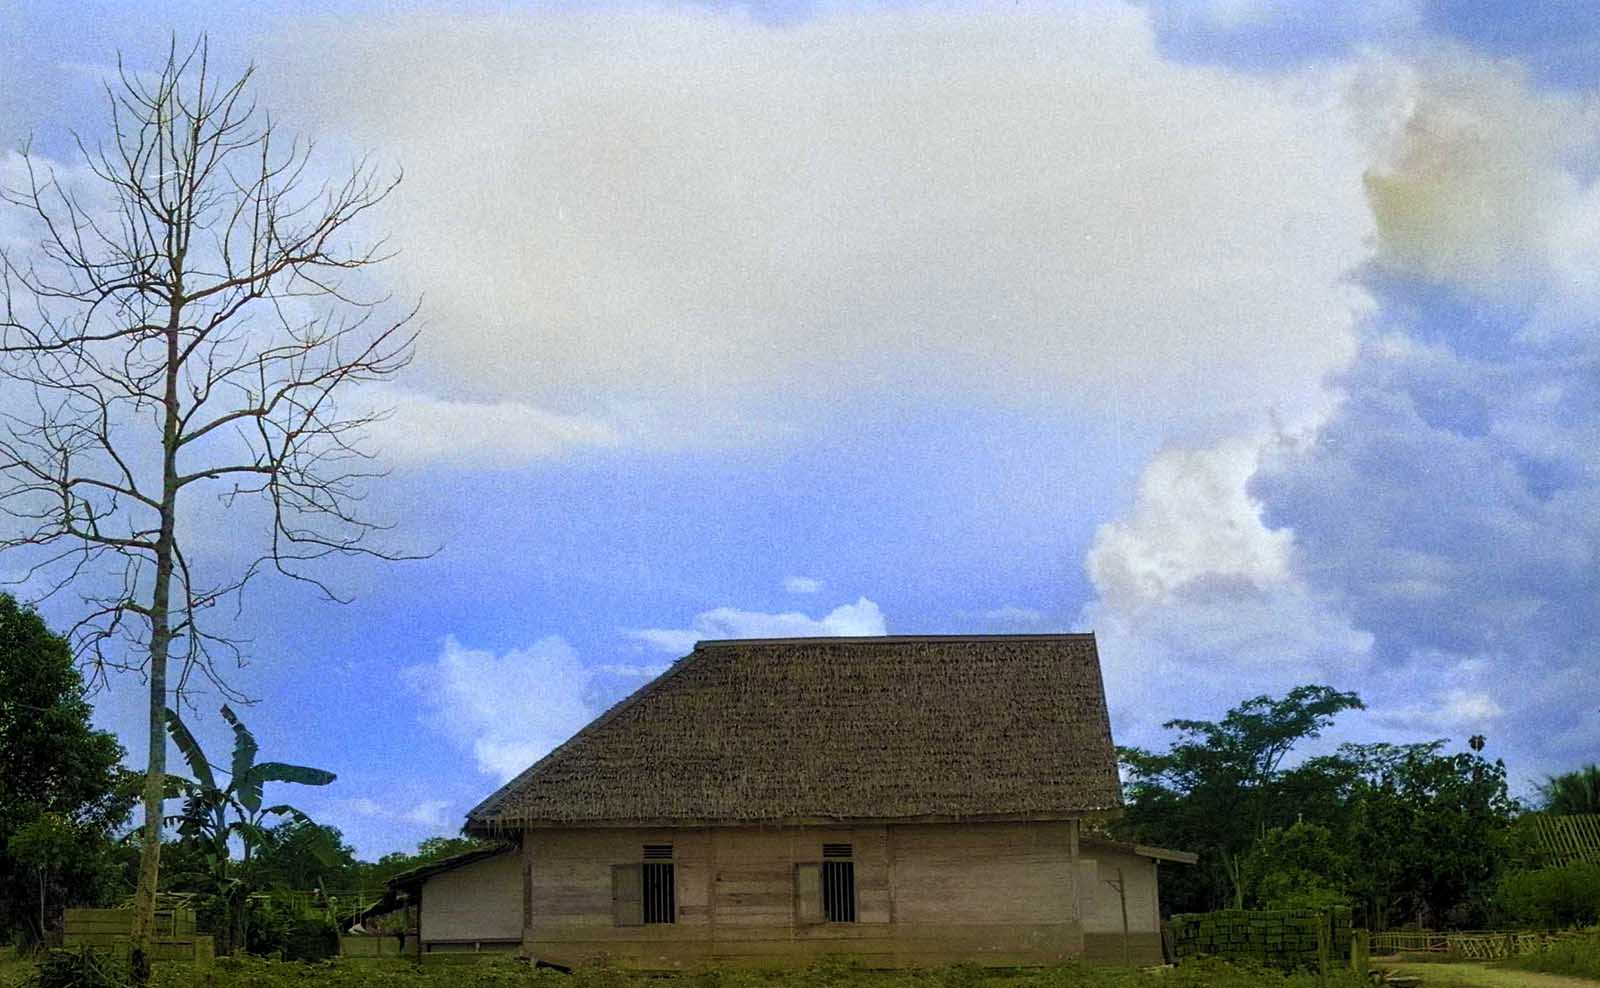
[130,956,1377,988]
[1384,961,1599,988]
[1496,936,1600,983]
[0,954,35,988]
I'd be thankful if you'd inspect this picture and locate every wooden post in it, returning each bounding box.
[1316,913,1332,979]
[1350,929,1369,978]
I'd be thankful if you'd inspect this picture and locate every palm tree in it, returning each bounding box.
[164,706,335,952]
[1539,764,1600,816]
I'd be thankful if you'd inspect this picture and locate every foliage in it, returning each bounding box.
[357,836,494,892]
[134,956,1376,988]
[0,595,135,945]
[1340,741,1517,930]
[1497,932,1600,980]
[31,947,129,988]
[1539,765,1600,816]
[161,707,335,955]
[1496,862,1600,929]
[1116,683,1518,929]
[1116,685,1364,911]
[250,823,362,895]
[1238,822,1349,911]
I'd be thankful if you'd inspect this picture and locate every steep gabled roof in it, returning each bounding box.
[466,634,1122,830]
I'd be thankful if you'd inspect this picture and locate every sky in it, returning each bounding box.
[2,0,1598,858]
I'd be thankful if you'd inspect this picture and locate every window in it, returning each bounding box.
[613,845,676,926]
[821,843,856,923]
[642,844,676,924]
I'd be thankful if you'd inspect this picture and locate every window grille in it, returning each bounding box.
[642,845,675,923]
[642,863,675,923]
[821,844,856,922]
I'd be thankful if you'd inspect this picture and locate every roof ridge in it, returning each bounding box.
[694,632,1095,647]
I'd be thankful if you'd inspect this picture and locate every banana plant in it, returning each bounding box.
[164,706,335,864]
[163,705,335,953]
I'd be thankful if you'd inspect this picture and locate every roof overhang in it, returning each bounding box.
[468,807,1124,834]
[1081,835,1198,865]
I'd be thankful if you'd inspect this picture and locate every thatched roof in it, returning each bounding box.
[467,634,1122,831]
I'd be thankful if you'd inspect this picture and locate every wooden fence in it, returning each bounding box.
[339,935,406,958]
[1524,814,1600,867]
[1370,930,1580,959]
[62,908,214,964]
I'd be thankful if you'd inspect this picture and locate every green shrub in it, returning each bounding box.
[142,956,1377,988]
[1496,862,1600,928]
[1499,932,1600,980]
[31,947,128,988]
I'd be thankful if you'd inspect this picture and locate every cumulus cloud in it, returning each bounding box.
[261,3,1374,446]
[1354,53,1600,298]
[1087,437,1295,614]
[783,576,824,594]
[403,636,596,781]
[630,597,887,654]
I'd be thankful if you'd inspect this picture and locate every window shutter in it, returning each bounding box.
[612,863,644,927]
[794,862,823,925]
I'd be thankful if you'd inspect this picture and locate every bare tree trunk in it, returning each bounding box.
[129,292,184,986]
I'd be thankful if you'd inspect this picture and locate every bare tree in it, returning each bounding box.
[0,40,418,980]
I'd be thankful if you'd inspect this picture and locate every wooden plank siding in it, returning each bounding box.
[524,821,1083,969]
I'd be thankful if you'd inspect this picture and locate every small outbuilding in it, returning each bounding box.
[409,634,1193,967]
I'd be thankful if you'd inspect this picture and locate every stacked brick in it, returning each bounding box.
[1169,907,1354,971]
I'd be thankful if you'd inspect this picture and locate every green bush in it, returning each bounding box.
[31,947,128,988]
[144,956,1377,988]
[1496,862,1600,928]
[1499,932,1600,980]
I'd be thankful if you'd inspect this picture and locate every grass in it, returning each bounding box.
[1495,932,1600,981]
[128,956,1377,988]
[0,951,36,988]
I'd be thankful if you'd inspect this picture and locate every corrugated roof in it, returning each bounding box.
[467,634,1122,829]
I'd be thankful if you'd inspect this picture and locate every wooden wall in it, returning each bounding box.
[420,849,523,948]
[1076,846,1162,965]
[524,820,1083,969]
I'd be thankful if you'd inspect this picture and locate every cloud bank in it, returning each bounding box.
[263,2,1375,454]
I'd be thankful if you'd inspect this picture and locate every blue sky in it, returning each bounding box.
[3,0,1598,857]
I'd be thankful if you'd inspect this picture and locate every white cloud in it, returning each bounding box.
[630,597,887,654]
[1087,436,1296,613]
[352,385,620,469]
[262,4,1375,446]
[403,799,453,829]
[783,576,824,594]
[980,605,1046,626]
[1353,52,1600,298]
[402,636,596,781]
[594,662,672,678]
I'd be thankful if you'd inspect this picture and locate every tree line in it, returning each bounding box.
[0,592,486,953]
[1112,684,1600,930]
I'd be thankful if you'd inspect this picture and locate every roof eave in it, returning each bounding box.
[467,807,1123,831]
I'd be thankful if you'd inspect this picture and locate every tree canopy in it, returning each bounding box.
[1115,684,1519,929]
[0,593,135,943]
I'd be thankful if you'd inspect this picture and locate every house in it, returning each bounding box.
[406,634,1193,967]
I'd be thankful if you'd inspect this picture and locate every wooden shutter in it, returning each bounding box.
[612,863,644,927]
[794,862,822,925]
